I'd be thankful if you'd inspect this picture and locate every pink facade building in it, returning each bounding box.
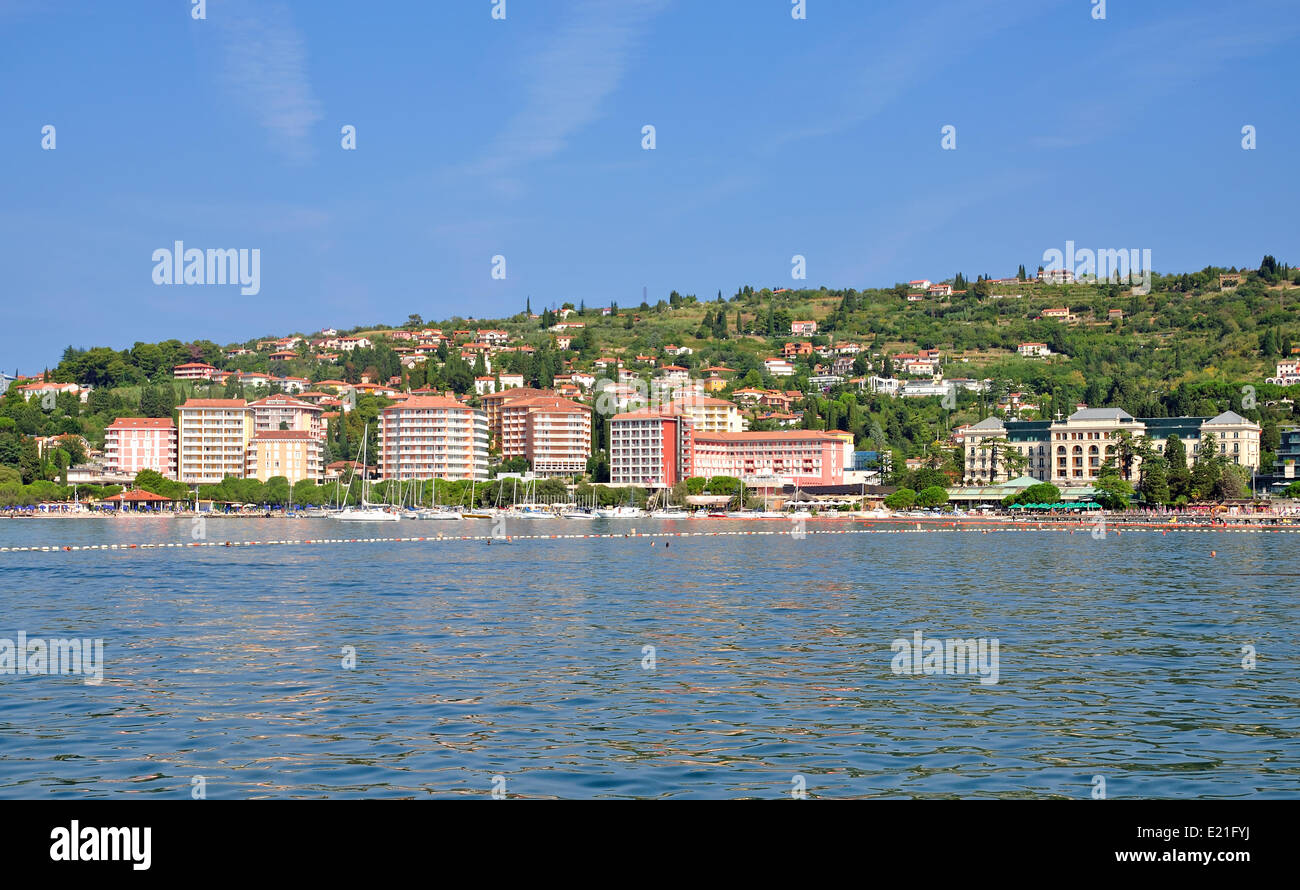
[499,393,592,477]
[691,430,849,486]
[104,417,178,479]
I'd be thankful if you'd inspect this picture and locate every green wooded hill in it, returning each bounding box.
[4,258,1298,503]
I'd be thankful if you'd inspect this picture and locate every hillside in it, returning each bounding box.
[4,258,1298,502]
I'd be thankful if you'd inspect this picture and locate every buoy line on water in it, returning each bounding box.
[1,523,1297,555]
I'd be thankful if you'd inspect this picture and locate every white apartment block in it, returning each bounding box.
[249,395,324,439]
[177,399,254,484]
[378,396,489,481]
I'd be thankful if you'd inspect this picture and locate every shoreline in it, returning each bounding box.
[2,512,1298,533]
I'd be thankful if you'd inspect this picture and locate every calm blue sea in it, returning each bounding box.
[0,517,1296,798]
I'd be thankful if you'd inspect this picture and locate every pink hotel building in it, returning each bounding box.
[611,408,850,486]
[104,417,177,478]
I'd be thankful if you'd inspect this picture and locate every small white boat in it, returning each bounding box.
[330,424,399,521]
[333,507,401,522]
[417,509,463,521]
[562,511,595,519]
[510,509,555,520]
[595,506,646,518]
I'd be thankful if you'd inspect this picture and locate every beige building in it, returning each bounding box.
[245,430,323,483]
[667,395,744,433]
[177,399,253,485]
[249,395,323,439]
[964,408,1261,485]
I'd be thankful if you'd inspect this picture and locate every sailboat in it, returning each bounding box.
[562,490,595,518]
[333,424,401,521]
[647,487,687,518]
[511,477,555,519]
[417,479,463,521]
[595,486,646,518]
[461,477,491,519]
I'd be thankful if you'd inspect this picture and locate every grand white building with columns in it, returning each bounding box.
[963,408,1261,485]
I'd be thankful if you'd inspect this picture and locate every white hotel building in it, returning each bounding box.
[963,407,1261,485]
[177,399,254,484]
[378,396,489,480]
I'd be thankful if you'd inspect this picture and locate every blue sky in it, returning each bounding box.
[2,0,1296,373]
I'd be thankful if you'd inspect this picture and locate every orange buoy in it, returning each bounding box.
[1211,550,1216,557]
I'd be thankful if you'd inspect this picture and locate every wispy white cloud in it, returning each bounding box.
[210,0,323,162]
[470,0,669,189]
[1030,2,1300,150]
[770,0,1047,150]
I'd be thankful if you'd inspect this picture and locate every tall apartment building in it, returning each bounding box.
[103,417,178,479]
[610,408,693,486]
[963,408,1262,485]
[248,395,324,438]
[499,393,592,477]
[378,396,489,480]
[245,430,323,483]
[177,399,254,484]
[480,387,549,450]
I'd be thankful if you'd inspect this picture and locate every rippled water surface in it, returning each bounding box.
[1,517,1297,798]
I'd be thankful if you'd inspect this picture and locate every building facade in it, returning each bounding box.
[244,430,323,483]
[963,408,1262,485]
[499,394,592,477]
[378,396,489,480]
[610,409,693,486]
[480,387,549,451]
[691,430,849,486]
[249,395,324,439]
[177,399,254,484]
[668,395,743,433]
[103,417,178,479]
